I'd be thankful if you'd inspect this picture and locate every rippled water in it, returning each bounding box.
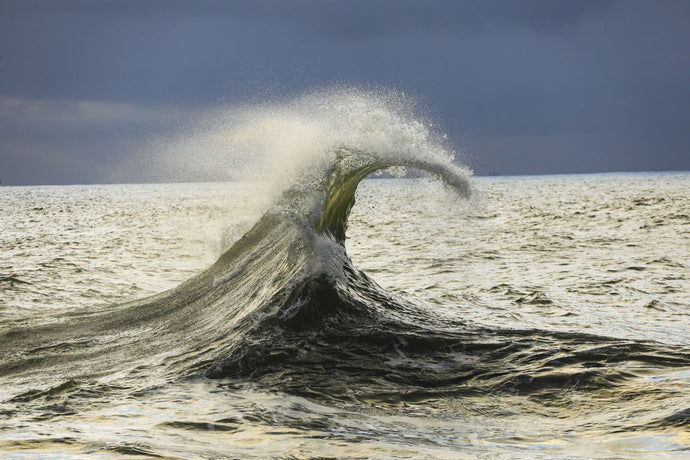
[1,173,689,459]
[1,182,263,319]
[349,174,690,345]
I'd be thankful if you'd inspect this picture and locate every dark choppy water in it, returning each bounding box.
[1,169,688,459]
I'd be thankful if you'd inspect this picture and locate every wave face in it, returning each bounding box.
[1,90,688,458]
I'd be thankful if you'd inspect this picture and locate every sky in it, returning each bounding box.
[1,0,689,185]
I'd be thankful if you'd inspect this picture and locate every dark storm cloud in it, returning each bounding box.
[0,0,688,184]
[0,0,625,98]
[2,0,617,36]
[230,0,617,39]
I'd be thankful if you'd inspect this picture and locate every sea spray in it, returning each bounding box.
[120,87,469,202]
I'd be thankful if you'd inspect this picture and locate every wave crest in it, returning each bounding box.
[317,147,471,243]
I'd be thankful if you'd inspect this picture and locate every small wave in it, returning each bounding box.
[0,274,31,285]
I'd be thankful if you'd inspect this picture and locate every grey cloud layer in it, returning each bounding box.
[1,0,688,184]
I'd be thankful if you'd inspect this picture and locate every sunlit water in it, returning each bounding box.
[1,173,689,459]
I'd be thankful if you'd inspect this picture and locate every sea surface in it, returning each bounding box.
[1,170,688,459]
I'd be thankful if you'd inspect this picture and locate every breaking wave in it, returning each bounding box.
[0,88,473,384]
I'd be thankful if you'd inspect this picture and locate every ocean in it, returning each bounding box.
[1,172,688,459]
[1,89,689,458]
